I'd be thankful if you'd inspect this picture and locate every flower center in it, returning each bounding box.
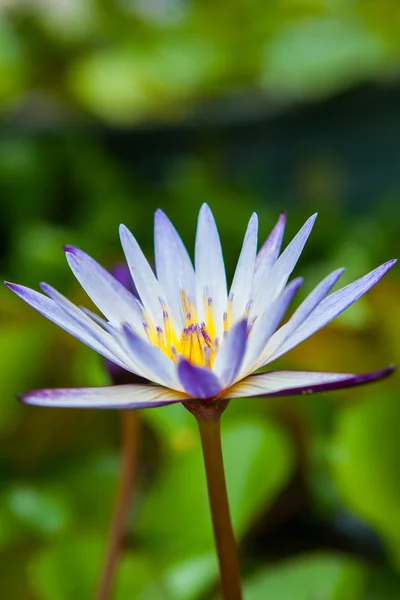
[142,289,235,368]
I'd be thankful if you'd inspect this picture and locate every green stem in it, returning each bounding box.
[196,415,243,600]
[94,410,139,600]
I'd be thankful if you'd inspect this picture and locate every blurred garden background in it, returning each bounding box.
[1,0,400,598]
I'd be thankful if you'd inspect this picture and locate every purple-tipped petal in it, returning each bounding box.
[122,325,181,390]
[195,203,227,339]
[253,211,286,293]
[154,209,195,329]
[4,282,128,369]
[178,360,223,399]
[229,213,258,321]
[244,277,303,375]
[20,384,189,409]
[213,319,249,387]
[64,247,143,329]
[270,259,397,362]
[224,366,395,399]
[251,213,317,319]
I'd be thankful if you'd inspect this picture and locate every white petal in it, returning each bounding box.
[269,259,396,362]
[40,283,137,372]
[261,268,345,364]
[229,213,258,321]
[223,367,395,399]
[253,211,286,296]
[251,214,316,320]
[119,224,167,328]
[240,278,303,376]
[64,247,143,330]
[195,204,227,339]
[6,283,129,369]
[154,209,195,330]
[21,384,190,409]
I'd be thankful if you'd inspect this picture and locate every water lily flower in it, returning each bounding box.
[5,204,395,411]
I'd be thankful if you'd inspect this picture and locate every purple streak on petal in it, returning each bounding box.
[213,319,249,387]
[19,384,189,409]
[224,366,395,399]
[178,360,223,399]
[271,259,397,361]
[255,211,286,273]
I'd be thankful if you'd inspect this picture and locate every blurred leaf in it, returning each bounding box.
[163,552,217,600]
[261,17,388,96]
[29,534,168,600]
[330,392,400,552]
[139,416,294,571]
[1,484,71,543]
[0,22,26,107]
[243,553,366,600]
[0,323,49,433]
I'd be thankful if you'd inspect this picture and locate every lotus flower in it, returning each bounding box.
[5,204,396,411]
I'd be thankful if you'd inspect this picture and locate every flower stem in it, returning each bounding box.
[196,415,243,600]
[94,410,140,600]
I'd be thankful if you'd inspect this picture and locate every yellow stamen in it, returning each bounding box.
[204,292,216,340]
[189,326,205,366]
[142,310,158,345]
[156,326,166,351]
[179,328,191,362]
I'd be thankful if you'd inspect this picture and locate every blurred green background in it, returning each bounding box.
[1,1,400,598]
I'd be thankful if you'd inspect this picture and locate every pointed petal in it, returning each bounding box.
[269,259,397,362]
[154,209,195,329]
[243,277,303,376]
[213,319,249,387]
[119,224,167,328]
[195,204,227,339]
[20,384,190,409]
[40,282,134,369]
[229,213,258,321]
[253,211,286,295]
[223,366,395,399]
[64,247,143,330]
[262,268,345,363]
[5,282,128,369]
[251,214,317,320]
[178,360,223,399]
[122,325,181,389]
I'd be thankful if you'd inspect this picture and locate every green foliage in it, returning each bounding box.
[243,553,366,600]
[139,416,294,565]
